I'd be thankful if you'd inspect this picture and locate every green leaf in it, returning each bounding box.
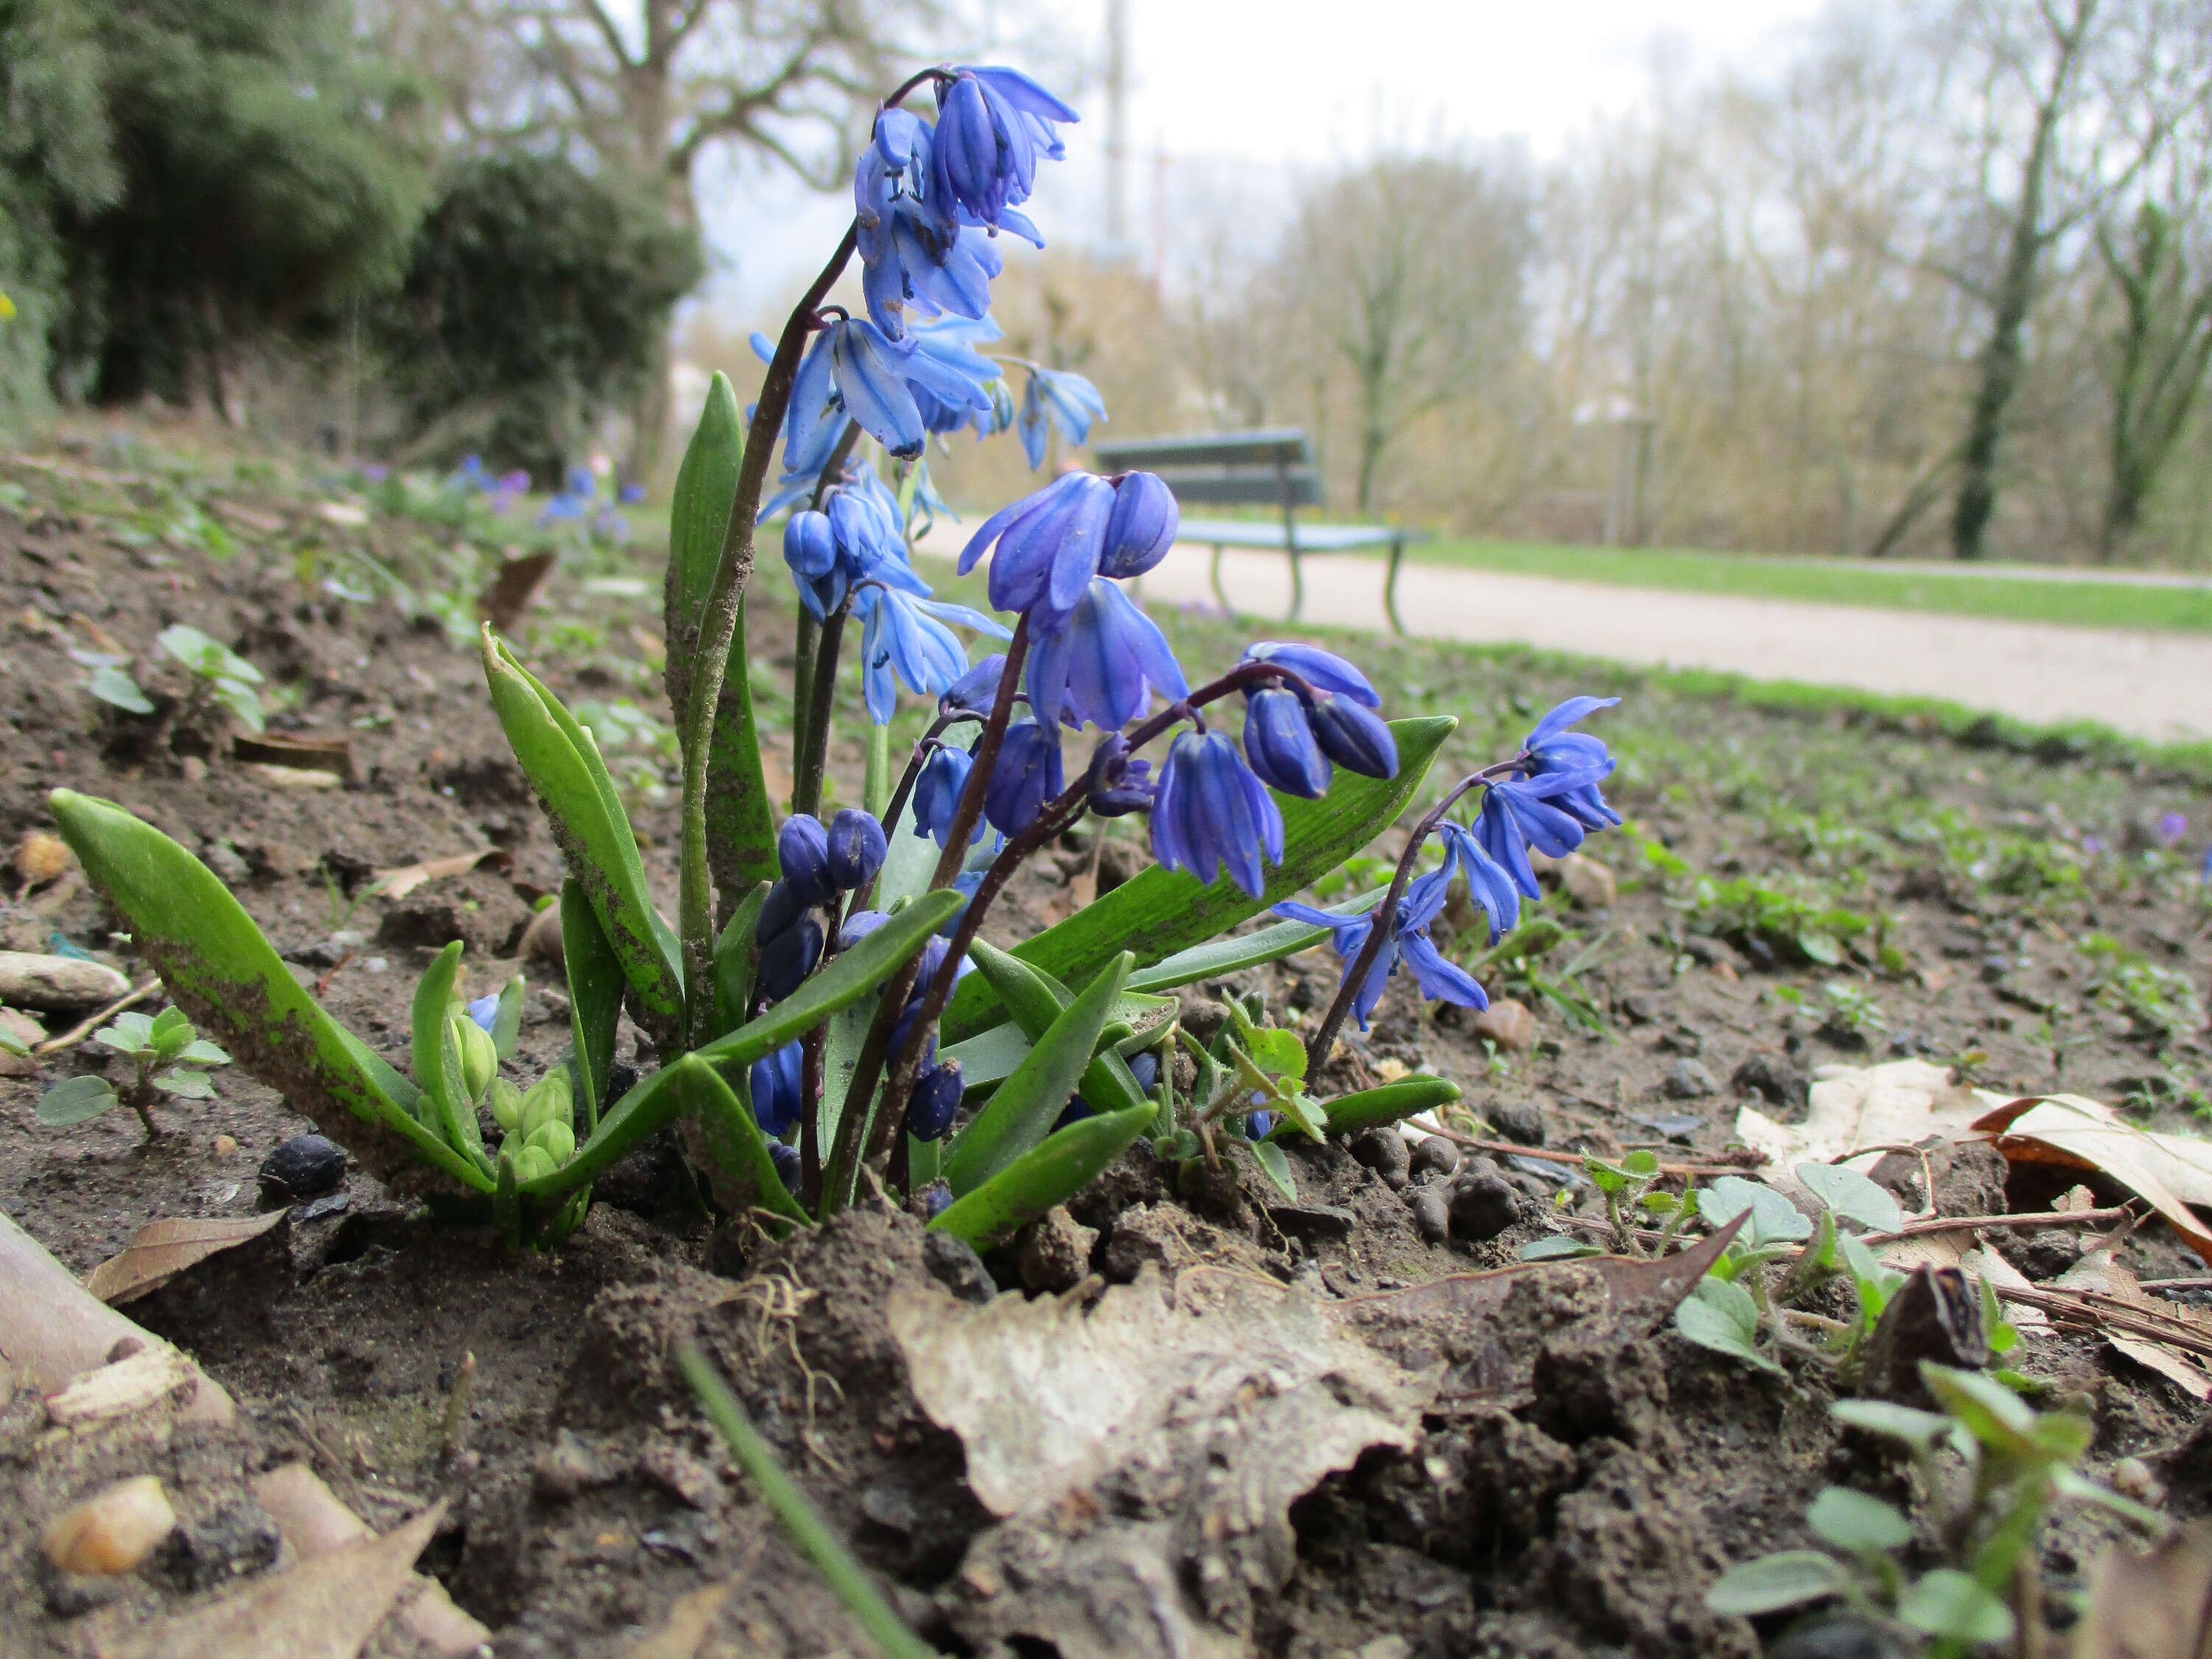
[943,953,1133,1197]
[1675,1278,1784,1376]
[693,889,965,1071]
[521,1060,690,1199]
[1805,1488,1913,1555]
[490,975,526,1060]
[939,991,1175,1091]
[1703,1552,1848,1616]
[1282,1075,1459,1139]
[213,679,265,732]
[1919,1364,2039,1459]
[96,1011,155,1054]
[86,664,153,714]
[705,597,780,911]
[1829,1399,1952,1452]
[1246,1026,1307,1082]
[1896,1569,2014,1645]
[1621,1149,1661,1178]
[1798,930,1843,966]
[1252,1138,1297,1200]
[1124,891,1385,994]
[712,882,768,1037]
[148,1006,193,1055]
[1699,1175,1814,1246]
[48,790,493,1193]
[152,1068,215,1099]
[959,939,1153,1116]
[411,941,466,1139]
[434,1009,493,1173]
[942,715,1454,1041]
[2050,1466,2168,1532]
[176,1038,230,1066]
[481,630,683,1037]
[931,1098,1158,1251]
[559,877,625,1132]
[38,1074,119,1126]
[675,1055,810,1228]
[1796,1161,1904,1232]
[1519,1235,1601,1261]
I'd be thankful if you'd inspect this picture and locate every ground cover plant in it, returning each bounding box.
[4,67,2212,1659]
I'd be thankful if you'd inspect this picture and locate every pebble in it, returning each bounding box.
[1447,1168,1520,1242]
[520,904,564,967]
[1408,1135,1459,1181]
[1485,1099,1546,1147]
[1349,1127,1410,1189]
[1470,998,1537,1054]
[155,1499,280,1591]
[1559,853,1615,909]
[1266,1202,1357,1243]
[43,1477,175,1576]
[259,1134,347,1200]
[1663,1058,1719,1099]
[1404,1187,1451,1245]
[201,841,252,884]
[532,1430,605,1503]
[1731,1053,1807,1108]
[922,1230,997,1304]
[0,951,131,1013]
[211,1134,238,1157]
[1178,996,1231,1043]
[1015,1206,1097,1293]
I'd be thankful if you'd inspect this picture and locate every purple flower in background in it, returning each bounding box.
[465,992,500,1034]
[2157,812,2188,848]
[2082,834,2106,856]
[1017,365,1107,469]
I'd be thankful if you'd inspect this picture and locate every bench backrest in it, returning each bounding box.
[1089,428,1321,509]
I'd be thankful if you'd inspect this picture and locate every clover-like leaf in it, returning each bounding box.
[95,1012,156,1055]
[1796,1161,1904,1232]
[1674,1276,1785,1376]
[1703,1551,1848,1616]
[152,1068,215,1099]
[38,1074,120,1126]
[1805,1487,1912,1556]
[1896,1568,2014,1645]
[1700,1175,1813,1246]
[86,664,153,714]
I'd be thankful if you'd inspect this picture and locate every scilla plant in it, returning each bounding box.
[46,60,1623,1250]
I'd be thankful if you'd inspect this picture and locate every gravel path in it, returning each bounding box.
[1125,544,2212,743]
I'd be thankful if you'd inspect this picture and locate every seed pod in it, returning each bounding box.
[528,1119,576,1165]
[42,1476,175,1576]
[487,1078,524,1135]
[451,1015,498,1102]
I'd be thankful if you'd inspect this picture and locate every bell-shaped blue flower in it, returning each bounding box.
[756,915,824,1004]
[828,316,995,460]
[750,1040,804,1137]
[1271,863,1487,1032]
[839,909,888,949]
[1308,696,1398,779]
[931,66,1075,229]
[1436,820,1521,944]
[768,1141,804,1192]
[940,653,1006,715]
[1150,730,1283,898]
[465,992,501,1034]
[959,471,1116,628]
[824,809,886,891]
[1099,470,1178,577]
[904,1059,965,1141]
[984,718,1064,836]
[1024,578,1187,731]
[784,510,836,586]
[912,745,979,845]
[855,586,1007,725]
[1522,695,1624,831]
[1018,366,1107,470]
[852,109,1012,340]
[1242,689,1331,799]
[777,814,833,904]
[1084,733,1155,816]
[1241,641,1380,707]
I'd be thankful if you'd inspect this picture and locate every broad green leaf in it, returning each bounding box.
[1806,1488,1913,1555]
[943,953,1133,1197]
[177,1039,229,1065]
[562,878,625,1131]
[521,1060,689,1198]
[1896,1569,2014,1645]
[1919,1364,2038,1458]
[931,1099,1158,1251]
[1796,1161,1904,1232]
[1252,1138,1296,1200]
[148,1006,193,1054]
[1703,1552,1848,1616]
[1829,1399,1952,1451]
[958,939,1154,1114]
[482,630,683,1036]
[704,597,780,909]
[1246,1026,1307,1082]
[152,1068,215,1099]
[49,790,492,1193]
[96,1012,155,1054]
[490,975,526,1060]
[1675,1278,1784,1376]
[942,715,1454,1041]
[1798,931,1843,966]
[1621,1149,1661,1178]
[1700,1175,1813,1246]
[1265,1074,1461,1141]
[1123,890,1385,994]
[2050,1466,2168,1531]
[712,881,768,1037]
[87,664,153,714]
[494,1149,521,1253]
[692,889,964,1071]
[38,1074,119,1126]
[675,1056,810,1228]
[1519,1235,1601,1261]
[411,941,465,1141]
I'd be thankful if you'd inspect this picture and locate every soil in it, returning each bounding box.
[2,435,2210,1657]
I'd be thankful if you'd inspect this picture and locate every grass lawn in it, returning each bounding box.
[1401,537,2212,634]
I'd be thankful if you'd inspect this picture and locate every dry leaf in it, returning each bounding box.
[1736,1058,1990,1173]
[251,1464,490,1658]
[1975,1096,2212,1265]
[45,1346,201,1427]
[2109,1335,2212,1402]
[85,1211,289,1305]
[316,501,369,529]
[98,1501,443,1659]
[243,763,343,790]
[0,1210,232,1426]
[233,731,355,782]
[374,846,512,902]
[2079,1522,2212,1659]
[619,1583,731,1659]
[479,550,557,633]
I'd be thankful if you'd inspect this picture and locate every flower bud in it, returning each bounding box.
[1127,1051,1161,1094]
[912,746,978,846]
[1307,695,1399,779]
[749,1040,804,1138]
[757,917,825,1004]
[754,875,813,945]
[782,509,836,580]
[519,1071,571,1141]
[776,814,833,903]
[512,1144,555,1182]
[528,1119,576,1165]
[940,653,1006,716]
[487,1077,524,1134]
[451,1015,497,1102]
[824,809,886,891]
[903,1060,964,1141]
[1241,689,1332,799]
[983,720,1062,837]
[1084,732,1155,817]
[768,1141,803,1193]
[1099,471,1178,578]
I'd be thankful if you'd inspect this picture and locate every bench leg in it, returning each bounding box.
[1385,537,1407,636]
[1210,544,1232,615]
[1287,543,1304,622]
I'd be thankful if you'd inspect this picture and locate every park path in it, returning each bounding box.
[1123,545,2212,743]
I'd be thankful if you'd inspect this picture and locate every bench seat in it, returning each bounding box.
[1172,518,1430,633]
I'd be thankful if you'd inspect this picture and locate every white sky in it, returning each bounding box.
[694,0,1833,326]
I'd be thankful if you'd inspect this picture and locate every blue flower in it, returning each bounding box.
[1018,366,1107,469]
[959,470,1176,631]
[776,814,834,904]
[785,482,928,620]
[1241,689,1330,799]
[1270,866,1486,1032]
[619,482,647,504]
[905,1059,964,1140]
[1247,1109,1276,1138]
[912,745,981,845]
[757,915,824,1003]
[1150,730,1282,898]
[1241,641,1380,706]
[1308,696,1398,779]
[855,586,1007,724]
[750,1040,804,1137]
[840,909,888,948]
[931,66,1076,229]
[1473,765,1610,898]
[754,877,813,945]
[1523,695,1622,830]
[984,718,1064,835]
[1270,900,1394,1029]
[1024,578,1187,731]
[1084,733,1155,816]
[940,653,1006,715]
[1435,820,1521,944]
[852,108,1015,340]
[1100,470,1178,577]
[824,809,886,891]
[465,992,501,1034]
[769,1141,804,1192]
[828,315,995,459]
[904,315,1010,436]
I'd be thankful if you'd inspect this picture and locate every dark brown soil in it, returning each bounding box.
[3,435,2209,1657]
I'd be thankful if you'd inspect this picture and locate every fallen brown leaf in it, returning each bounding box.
[45,1346,201,1427]
[85,1211,288,1306]
[1976,1095,2212,1265]
[233,731,356,782]
[619,1583,732,1659]
[97,1500,443,1659]
[374,846,512,902]
[479,550,557,633]
[2079,1521,2212,1659]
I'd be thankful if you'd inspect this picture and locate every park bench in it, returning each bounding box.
[1088,428,1426,634]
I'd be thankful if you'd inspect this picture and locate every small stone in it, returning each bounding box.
[1101,1203,1187,1281]
[15,829,72,886]
[201,841,252,884]
[1470,998,1537,1054]
[922,1230,996,1304]
[1015,1206,1097,1293]
[181,756,209,783]
[859,1481,919,1534]
[212,1134,238,1157]
[1616,992,1658,1026]
[1559,853,1615,909]
[296,1192,350,1223]
[0,951,131,1013]
[1405,1187,1451,1244]
[1731,1053,1807,1108]
[2111,1456,2163,1507]
[1179,996,1231,1043]
[1663,1058,1718,1099]
[532,1430,605,1503]
[1408,1135,1459,1180]
[1267,1202,1357,1243]
[1486,1099,1546,1147]
[1657,1023,1703,1055]
[520,903,564,967]
[1349,1126,1411,1189]
[1447,1168,1520,1242]
[43,1476,176,1576]
[154,1499,280,1591]
[2010,1228,2081,1281]
[259,1134,347,1200]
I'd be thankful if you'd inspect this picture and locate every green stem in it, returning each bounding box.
[790,610,819,783]
[678,1346,941,1659]
[865,722,892,820]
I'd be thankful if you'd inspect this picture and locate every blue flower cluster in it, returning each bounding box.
[753,809,888,1003]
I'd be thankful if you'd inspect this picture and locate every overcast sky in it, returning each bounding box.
[694,0,1833,326]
